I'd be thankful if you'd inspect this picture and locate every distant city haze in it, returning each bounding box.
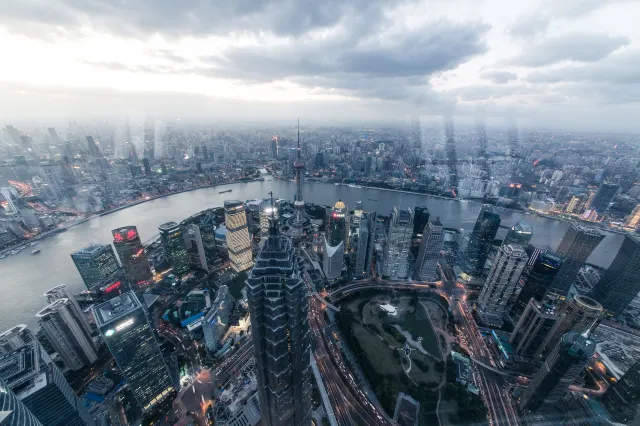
[0,180,625,332]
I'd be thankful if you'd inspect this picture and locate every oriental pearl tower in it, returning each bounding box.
[281,119,311,241]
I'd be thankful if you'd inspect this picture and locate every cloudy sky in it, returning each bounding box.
[0,0,639,130]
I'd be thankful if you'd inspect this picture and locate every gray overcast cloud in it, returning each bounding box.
[0,0,639,130]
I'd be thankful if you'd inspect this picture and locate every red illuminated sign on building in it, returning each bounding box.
[126,228,137,240]
[113,232,124,242]
[113,228,138,242]
[104,281,121,293]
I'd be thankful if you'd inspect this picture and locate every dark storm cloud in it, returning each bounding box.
[0,0,404,38]
[509,33,629,67]
[481,70,517,84]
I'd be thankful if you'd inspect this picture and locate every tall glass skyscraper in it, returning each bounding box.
[414,218,445,281]
[0,377,43,426]
[511,252,564,319]
[93,291,174,412]
[602,359,640,423]
[354,212,376,279]
[112,226,153,290]
[382,207,414,280]
[44,285,92,342]
[548,224,604,298]
[326,200,348,247]
[589,233,640,316]
[70,244,119,290]
[463,205,501,277]
[246,222,311,426]
[590,183,619,216]
[519,331,596,414]
[158,221,190,275]
[412,205,430,236]
[0,329,95,426]
[224,201,254,272]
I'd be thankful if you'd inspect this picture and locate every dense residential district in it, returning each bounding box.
[2,120,640,426]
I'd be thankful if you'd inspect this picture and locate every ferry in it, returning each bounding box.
[0,254,7,259]
[219,189,233,194]
[347,184,362,188]
[29,241,38,246]
[31,249,41,255]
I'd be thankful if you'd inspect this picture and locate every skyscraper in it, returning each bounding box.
[364,156,373,177]
[292,121,307,228]
[383,207,414,280]
[477,244,527,326]
[270,137,278,159]
[589,233,640,316]
[519,331,596,413]
[326,200,347,247]
[511,252,564,319]
[538,295,602,359]
[224,201,254,272]
[184,224,210,271]
[548,224,604,298]
[0,325,32,354]
[590,183,619,216]
[0,377,44,426]
[0,331,95,426]
[464,205,501,277]
[602,359,640,424]
[202,285,233,352]
[502,221,533,247]
[414,218,445,281]
[112,226,153,291]
[412,206,430,236]
[70,244,120,290]
[260,200,279,237]
[86,136,101,157]
[36,299,97,371]
[245,214,311,426]
[353,201,364,226]
[354,212,376,279]
[93,291,174,412]
[158,221,190,275]
[44,285,92,342]
[624,204,640,231]
[510,299,561,358]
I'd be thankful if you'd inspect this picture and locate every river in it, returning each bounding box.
[0,180,625,332]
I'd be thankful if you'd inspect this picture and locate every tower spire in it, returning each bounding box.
[297,118,301,159]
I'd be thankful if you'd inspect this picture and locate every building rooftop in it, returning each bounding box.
[158,221,180,232]
[71,244,110,257]
[35,298,69,318]
[392,392,420,426]
[93,291,143,327]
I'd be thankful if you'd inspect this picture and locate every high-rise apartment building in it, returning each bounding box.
[354,212,376,279]
[589,233,640,316]
[39,163,67,201]
[538,295,602,359]
[44,285,92,341]
[158,221,190,275]
[548,225,604,298]
[502,221,533,247]
[36,299,97,371]
[0,325,32,354]
[203,285,233,352]
[624,204,640,231]
[602,359,640,424]
[0,377,44,426]
[224,201,254,272]
[519,331,596,413]
[383,207,414,280]
[414,219,445,281]
[477,244,527,326]
[112,226,153,290]
[93,292,174,411]
[510,299,561,358]
[0,331,95,426]
[464,205,501,277]
[70,244,119,290]
[511,252,564,319]
[412,206,430,236]
[590,183,619,216]
[245,224,311,426]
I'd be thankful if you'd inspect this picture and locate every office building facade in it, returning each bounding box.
[538,295,602,359]
[224,201,254,272]
[245,226,311,426]
[414,219,445,281]
[602,359,640,424]
[412,206,430,236]
[44,285,92,342]
[93,292,174,411]
[36,299,97,371]
[519,331,596,413]
[354,212,376,279]
[323,239,344,280]
[590,183,619,216]
[203,285,233,351]
[383,207,414,280]
[548,225,604,298]
[70,244,119,290]
[511,252,564,319]
[0,377,44,426]
[158,221,190,275]
[112,226,153,290]
[0,335,94,426]
[477,244,527,326]
[589,233,640,316]
[184,224,209,271]
[0,325,32,354]
[464,205,501,277]
[326,200,348,247]
[624,204,640,231]
[502,221,532,247]
[510,299,560,358]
